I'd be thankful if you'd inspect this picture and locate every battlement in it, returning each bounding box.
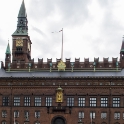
[2,57,121,72]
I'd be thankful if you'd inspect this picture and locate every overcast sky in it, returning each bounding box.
[0,0,124,63]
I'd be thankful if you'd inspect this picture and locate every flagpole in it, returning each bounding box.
[61,28,63,61]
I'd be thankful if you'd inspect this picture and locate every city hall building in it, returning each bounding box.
[1,0,124,124]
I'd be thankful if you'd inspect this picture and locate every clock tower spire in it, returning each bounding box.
[12,0,28,35]
[12,0,32,63]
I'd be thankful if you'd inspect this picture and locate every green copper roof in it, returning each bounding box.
[12,0,28,36]
[18,0,27,17]
[12,29,28,36]
[121,49,124,52]
[6,43,11,54]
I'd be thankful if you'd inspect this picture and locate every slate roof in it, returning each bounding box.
[0,69,124,78]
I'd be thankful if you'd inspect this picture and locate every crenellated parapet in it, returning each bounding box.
[3,57,121,71]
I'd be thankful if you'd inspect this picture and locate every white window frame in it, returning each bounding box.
[114,112,120,119]
[113,98,120,107]
[14,97,20,106]
[46,97,52,106]
[14,110,19,118]
[24,111,29,121]
[78,98,85,107]
[35,97,41,106]
[90,112,95,119]
[35,111,40,118]
[2,110,7,118]
[101,112,107,119]
[67,97,74,106]
[24,97,30,106]
[90,98,96,107]
[78,111,84,119]
[2,121,6,124]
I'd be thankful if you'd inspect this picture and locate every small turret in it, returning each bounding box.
[5,42,11,69]
[120,36,124,68]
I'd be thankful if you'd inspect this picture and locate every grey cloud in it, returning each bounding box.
[97,0,109,7]
[31,26,46,37]
[28,0,91,26]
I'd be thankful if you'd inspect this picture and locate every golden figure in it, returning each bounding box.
[56,86,63,102]
[57,60,66,71]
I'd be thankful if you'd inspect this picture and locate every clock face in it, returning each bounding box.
[16,38,23,46]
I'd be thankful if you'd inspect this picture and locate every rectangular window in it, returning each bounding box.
[2,110,7,118]
[78,98,85,107]
[123,113,124,119]
[46,97,52,106]
[90,98,96,107]
[90,112,95,119]
[24,111,29,121]
[15,122,19,124]
[114,112,120,119]
[101,112,107,119]
[67,97,74,106]
[14,110,19,118]
[78,111,84,119]
[24,97,30,106]
[101,97,108,107]
[3,97,9,106]
[35,97,41,106]
[113,98,120,107]
[35,122,40,124]
[35,111,40,118]
[14,97,20,106]
[2,121,6,124]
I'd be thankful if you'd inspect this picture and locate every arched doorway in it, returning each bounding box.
[51,116,66,124]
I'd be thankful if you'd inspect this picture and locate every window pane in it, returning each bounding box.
[101,112,107,119]
[114,112,120,119]
[3,97,9,106]
[2,110,7,117]
[67,97,74,106]
[113,97,120,107]
[101,97,108,107]
[90,98,96,107]
[14,111,19,117]
[14,97,20,106]
[90,112,95,119]
[35,111,40,118]
[35,97,41,106]
[78,98,85,107]
[46,97,52,106]
[78,111,84,118]
[24,97,30,106]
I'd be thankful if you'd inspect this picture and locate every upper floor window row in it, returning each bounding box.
[1,96,122,107]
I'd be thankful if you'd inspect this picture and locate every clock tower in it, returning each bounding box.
[12,0,31,63]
